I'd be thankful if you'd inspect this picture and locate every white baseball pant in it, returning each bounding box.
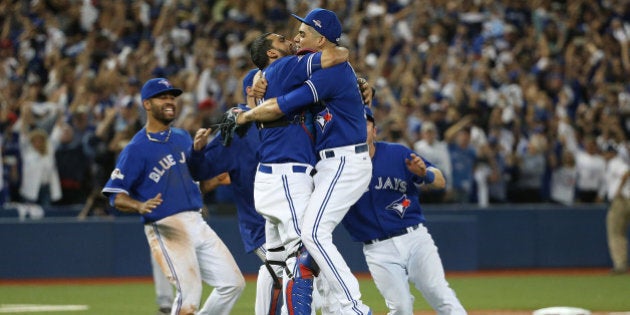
[151,254,174,310]
[363,224,467,315]
[145,211,245,315]
[301,144,373,315]
[254,162,315,313]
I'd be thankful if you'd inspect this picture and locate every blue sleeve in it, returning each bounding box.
[277,66,336,115]
[282,52,322,86]
[102,145,144,197]
[188,134,232,181]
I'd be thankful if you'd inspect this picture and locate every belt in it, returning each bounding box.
[258,164,316,176]
[363,223,422,245]
[258,115,304,129]
[320,143,368,159]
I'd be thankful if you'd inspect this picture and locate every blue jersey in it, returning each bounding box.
[188,104,266,253]
[342,142,433,242]
[277,61,367,152]
[102,127,204,224]
[258,53,323,165]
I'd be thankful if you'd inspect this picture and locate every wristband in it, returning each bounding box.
[423,170,435,184]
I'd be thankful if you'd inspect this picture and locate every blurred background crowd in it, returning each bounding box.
[1,0,630,217]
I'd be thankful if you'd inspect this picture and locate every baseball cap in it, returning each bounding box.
[291,8,342,45]
[364,106,374,123]
[141,78,183,101]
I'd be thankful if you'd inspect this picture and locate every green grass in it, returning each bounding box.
[0,273,628,314]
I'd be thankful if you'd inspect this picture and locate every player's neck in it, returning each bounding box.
[145,119,170,133]
[369,142,376,158]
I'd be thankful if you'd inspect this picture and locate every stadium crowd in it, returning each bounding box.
[1,0,629,214]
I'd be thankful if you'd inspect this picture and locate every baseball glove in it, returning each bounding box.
[219,107,250,147]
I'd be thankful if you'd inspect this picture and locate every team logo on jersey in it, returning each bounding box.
[110,168,125,180]
[315,108,332,131]
[386,194,411,218]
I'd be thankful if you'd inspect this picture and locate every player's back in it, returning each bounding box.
[258,55,318,165]
[309,62,367,152]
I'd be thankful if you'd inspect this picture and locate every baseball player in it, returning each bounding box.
[189,69,281,314]
[102,78,245,315]
[235,8,373,315]
[342,106,467,315]
[239,31,349,315]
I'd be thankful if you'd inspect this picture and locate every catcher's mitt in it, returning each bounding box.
[219,107,250,147]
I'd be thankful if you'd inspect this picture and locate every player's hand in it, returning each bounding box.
[138,193,162,214]
[251,76,267,99]
[405,153,427,177]
[358,78,373,105]
[193,128,212,151]
[219,107,249,147]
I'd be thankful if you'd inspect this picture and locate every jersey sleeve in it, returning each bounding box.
[101,145,144,198]
[282,52,323,84]
[188,134,231,181]
[277,66,336,115]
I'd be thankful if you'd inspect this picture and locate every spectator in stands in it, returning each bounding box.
[550,150,578,206]
[414,121,451,203]
[54,121,92,206]
[574,135,607,203]
[475,137,508,206]
[445,116,477,203]
[17,104,62,207]
[511,133,547,203]
[2,0,630,208]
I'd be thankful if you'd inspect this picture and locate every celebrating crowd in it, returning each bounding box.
[1,0,629,209]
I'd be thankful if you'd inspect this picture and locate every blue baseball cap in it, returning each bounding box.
[141,78,183,101]
[291,8,342,45]
[364,106,374,122]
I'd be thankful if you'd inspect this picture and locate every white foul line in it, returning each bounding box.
[0,304,89,313]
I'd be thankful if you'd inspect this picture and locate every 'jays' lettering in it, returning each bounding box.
[374,176,407,193]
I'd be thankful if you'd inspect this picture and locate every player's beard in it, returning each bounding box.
[149,100,176,125]
[275,46,292,57]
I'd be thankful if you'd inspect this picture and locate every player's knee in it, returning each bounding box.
[230,276,247,296]
[213,275,245,298]
[296,248,319,278]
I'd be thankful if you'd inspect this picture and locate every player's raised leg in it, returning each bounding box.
[301,154,372,315]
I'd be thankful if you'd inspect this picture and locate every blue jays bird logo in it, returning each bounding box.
[386,194,411,218]
[316,108,332,132]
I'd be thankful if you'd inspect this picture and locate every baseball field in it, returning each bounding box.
[0,268,627,315]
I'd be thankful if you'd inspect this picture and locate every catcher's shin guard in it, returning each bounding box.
[285,248,320,315]
[264,260,285,315]
[265,247,286,315]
